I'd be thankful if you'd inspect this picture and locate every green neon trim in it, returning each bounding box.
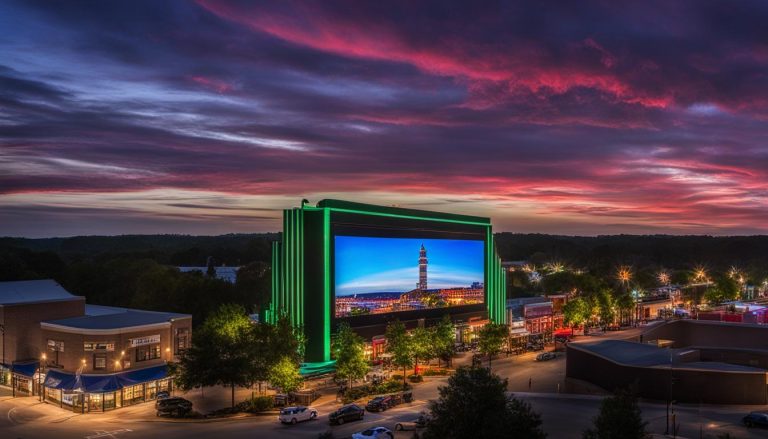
[323,207,331,361]
[326,207,491,227]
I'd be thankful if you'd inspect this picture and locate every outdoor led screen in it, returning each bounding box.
[334,236,484,318]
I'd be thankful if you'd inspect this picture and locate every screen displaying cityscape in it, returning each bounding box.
[334,236,485,318]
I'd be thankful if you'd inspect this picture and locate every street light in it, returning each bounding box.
[39,353,46,402]
[0,324,5,386]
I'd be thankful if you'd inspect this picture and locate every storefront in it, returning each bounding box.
[43,364,170,413]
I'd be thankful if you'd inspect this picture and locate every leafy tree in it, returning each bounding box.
[477,323,508,368]
[411,326,434,374]
[613,292,635,326]
[423,366,546,439]
[235,261,271,313]
[563,296,591,334]
[175,303,254,408]
[332,322,369,389]
[596,289,615,330]
[271,313,303,364]
[268,355,304,394]
[385,320,412,387]
[704,275,740,305]
[583,387,647,439]
[433,315,456,367]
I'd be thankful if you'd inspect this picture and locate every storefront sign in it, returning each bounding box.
[129,334,160,347]
[524,303,553,319]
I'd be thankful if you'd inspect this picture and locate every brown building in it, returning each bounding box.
[0,280,86,393]
[0,280,191,413]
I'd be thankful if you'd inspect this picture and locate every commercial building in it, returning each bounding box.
[566,319,768,404]
[0,280,191,413]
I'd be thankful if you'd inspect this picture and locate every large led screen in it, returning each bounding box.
[334,236,484,318]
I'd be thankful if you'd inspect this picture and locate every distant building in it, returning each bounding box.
[0,280,191,413]
[178,266,240,283]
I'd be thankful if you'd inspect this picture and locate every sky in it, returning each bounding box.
[1,1,768,237]
[334,236,484,296]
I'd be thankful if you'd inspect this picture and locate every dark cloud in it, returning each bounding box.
[1,0,767,236]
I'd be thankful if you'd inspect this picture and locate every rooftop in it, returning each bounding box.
[572,339,765,372]
[0,279,82,305]
[44,307,190,331]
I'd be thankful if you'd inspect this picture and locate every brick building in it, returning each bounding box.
[0,280,191,413]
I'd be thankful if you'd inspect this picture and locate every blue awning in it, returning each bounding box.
[44,369,77,390]
[11,361,39,378]
[43,364,168,393]
[117,364,167,387]
[80,374,122,392]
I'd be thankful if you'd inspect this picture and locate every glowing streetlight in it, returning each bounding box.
[657,271,670,286]
[546,261,565,273]
[617,266,632,284]
[692,266,708,283]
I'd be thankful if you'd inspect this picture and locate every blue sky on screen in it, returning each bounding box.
[335,236,484,296]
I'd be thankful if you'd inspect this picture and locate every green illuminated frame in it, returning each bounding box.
[268,200,507,363]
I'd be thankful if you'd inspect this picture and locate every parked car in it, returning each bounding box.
[329,404,365,425]
[155,397,193,417]
[536,352,557,361]
[279,406,318,424]
[352,427,394,439]
[365,396,394,412]
[154,391,171,408]
[395,413,429,431]
[743,411,768,428]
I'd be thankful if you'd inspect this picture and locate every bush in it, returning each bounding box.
[392,374,404,381]
[237,395,274,413]
[372,379,409,394]
[408,374,423,383]
[423,368,450,376]
[340,379,412,403]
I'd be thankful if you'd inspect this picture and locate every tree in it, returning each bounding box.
[235,261,271,313]
[422,366,546,439]
[433,315,456,367]
[563,296,591,334]
[271,313,303,364]
[583,387,647,439]
[268,355,304,394]
[385,320,412,387]
[704,275,740,305]
[596,289,615,330]
[411,326,434,375]
[175,303,254,408]
[477,323,508,368]
[332,322,369,389]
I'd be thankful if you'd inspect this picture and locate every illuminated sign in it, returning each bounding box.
[129,334,160,347]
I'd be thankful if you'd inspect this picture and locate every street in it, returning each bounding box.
[0,328,765,439]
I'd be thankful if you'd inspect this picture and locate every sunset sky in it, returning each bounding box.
[2,1,768,237]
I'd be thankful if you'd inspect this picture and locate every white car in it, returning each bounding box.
[352,426,394,439]
[279,406,318,424]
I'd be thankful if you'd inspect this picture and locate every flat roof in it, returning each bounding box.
[315,199,491,224]
[572,339,766,372]
[0,279,82,305]
[44,307,190,331]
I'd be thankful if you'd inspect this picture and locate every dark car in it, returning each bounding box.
[154,391,171,408]
[329,404,365,425]
[156,397,193,417]
[365,396,394,412]
[743,411,768,428]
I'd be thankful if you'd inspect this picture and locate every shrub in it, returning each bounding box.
[408,374,423,383]
[238,395,274,413]
[391,374,404,381]
[423,368,450,376]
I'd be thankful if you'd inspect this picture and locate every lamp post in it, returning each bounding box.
[0,324,5,386]
[39,353,46,402]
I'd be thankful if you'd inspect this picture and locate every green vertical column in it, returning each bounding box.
[322,208,331,361]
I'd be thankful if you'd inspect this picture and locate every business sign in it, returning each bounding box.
[129,334,160,347]
[524,303,553,319]
[47,339,64,352]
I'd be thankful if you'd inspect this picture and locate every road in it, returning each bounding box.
[1,326,765,438]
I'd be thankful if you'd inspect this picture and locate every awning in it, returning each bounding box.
[11,361,39,378]
[116,364,168,387]
[43,364,168,393]
[44,369,77,390]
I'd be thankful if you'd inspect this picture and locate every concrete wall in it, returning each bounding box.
[566,344,768,404]
[642,319,768,350]
[0,298,85,364]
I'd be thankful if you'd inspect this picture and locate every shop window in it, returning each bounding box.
[136,345,160,362]
[175,328,190,354]
[93,353,107,370]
